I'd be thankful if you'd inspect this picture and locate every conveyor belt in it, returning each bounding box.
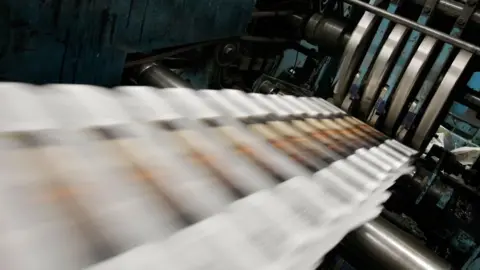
[0,84,416,270]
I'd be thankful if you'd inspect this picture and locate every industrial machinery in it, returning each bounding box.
[1,0,480,269]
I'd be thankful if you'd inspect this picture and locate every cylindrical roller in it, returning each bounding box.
[342,217,451,270]
[135,63,193,88]
[304,14,350,55]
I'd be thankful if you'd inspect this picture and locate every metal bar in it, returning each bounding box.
[239,36,294,43]
[252,10,295,17]
[125,39,231,68]
[342,217,451,270]
[411,0,480,24]
[135,63,194,88]
[463,93,480,110]
[343,0,480,55]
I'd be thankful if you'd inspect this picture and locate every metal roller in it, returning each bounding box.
[358,24,409,120]
[412,50,472,149]
[134,63,194,88]
[304,14,350,55]
[383,36,438,136]
[333,11,380,106]
[342,217,451,270]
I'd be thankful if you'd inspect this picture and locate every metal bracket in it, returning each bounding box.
[396,0,478,142]
[341,0,404,114]
[365,0,439,128]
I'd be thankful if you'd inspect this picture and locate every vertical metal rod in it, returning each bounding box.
[343,0,480,55]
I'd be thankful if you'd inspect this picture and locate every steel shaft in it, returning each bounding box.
[342,217,451,270]
[136,63,193,88]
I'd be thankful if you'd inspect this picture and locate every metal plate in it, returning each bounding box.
[412,50,472,149]
[358,24,409,120]
[333,12,379,106]
[339,1,402,113]
[369,0,439,127]
[383,36,438,135]
[341,91,355,112]
[366,87,386,126]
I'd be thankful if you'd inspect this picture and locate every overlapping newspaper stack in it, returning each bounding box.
[0,83,416,270]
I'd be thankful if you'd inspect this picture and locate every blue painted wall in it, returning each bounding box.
[0,0,254,86]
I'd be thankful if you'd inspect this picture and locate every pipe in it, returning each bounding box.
[465,93,480,109]
[135,63,193,88]
[343,0,480,56]
[342,217,451,270]
[252,10,295,17]
[411,0,480,25]
[125,39,228,68]
[240,35,295,43]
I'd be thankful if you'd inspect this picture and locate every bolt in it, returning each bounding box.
[223,44,236,56]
